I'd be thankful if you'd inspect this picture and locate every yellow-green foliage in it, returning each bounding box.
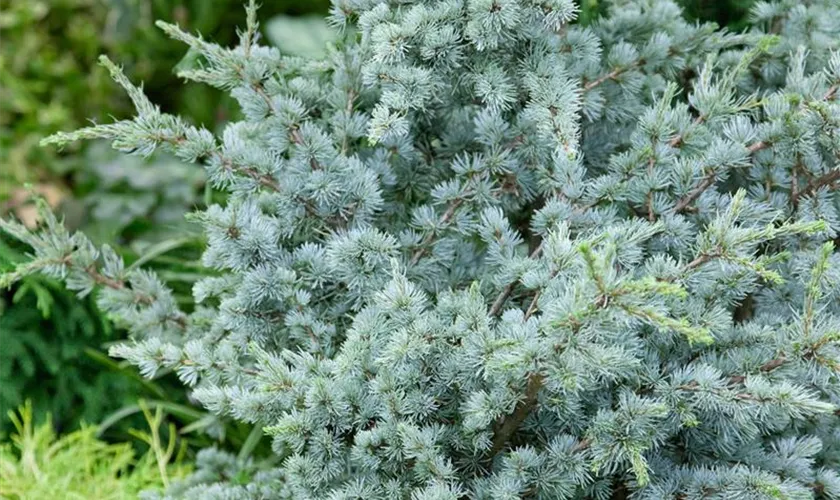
[0,402,190,500]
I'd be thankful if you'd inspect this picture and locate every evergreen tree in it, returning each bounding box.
[3,0,840,498]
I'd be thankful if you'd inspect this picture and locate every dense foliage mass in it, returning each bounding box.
[4,0,840,498]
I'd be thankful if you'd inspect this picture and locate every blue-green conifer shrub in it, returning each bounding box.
[3,0,840,497]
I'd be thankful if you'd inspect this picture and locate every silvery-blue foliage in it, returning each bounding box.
[4,0,840,498]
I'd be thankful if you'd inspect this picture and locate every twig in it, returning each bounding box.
[488,373,545,457]
[583,62,641,91]
[680,357,788,401]
[824,83,838,101]
[797,168,840,202]
[487,194,604,318]
[682,253,714,272]
[726,356,786,385]
[489,242,544,317]
[170,135,281,192]
[673,139,769,213]
[251,82,276,114]
[409,199,463,266]
[86,265,133,294]
[252,80,322,171]
[342,89,357,154]
[523,289,543,321]
[746,141,768,154]
[83,264,188,329]
[180,358,259,376]
[646,154,657,221]
[673,173,716,213]
[217,153,282,191]
[667,115,706,149]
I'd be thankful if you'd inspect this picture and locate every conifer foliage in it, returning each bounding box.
[4,0,840,498]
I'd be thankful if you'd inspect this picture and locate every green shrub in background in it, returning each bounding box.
[680,0,757,30]
[0,136,211,436]
[0,216,204,436]
[0,257,122,434]
[0,0,330,200]
[0,0,118,195]
[68,142,206,244]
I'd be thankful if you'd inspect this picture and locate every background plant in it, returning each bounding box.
[0,0,331,198]
[0,401,190,499]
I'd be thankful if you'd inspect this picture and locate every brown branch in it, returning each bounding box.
[489,281,517,317]
[572,438,592,452]
[583,62,641,91]
[86,265,131,293]
[410,132,533,271]
[487,195,604,318]
[523,289,543,321]
[824,83,838,101]
[169,135,281,192]
[678,357,788,402]
[409,199,463,266]
[288,127,322,171]
[489,373,545,457]
[252,80,323,172]
[181,358,259,376]
[290,128,306,146]
[682,253,716,272]
[84,265,188,329]
[746,141,768,154]
[667,115,706,149]
[645,191,656,222]
[673,173,716,213]
[645,153,657,221]
[342,89,357,154]
[217,153,282,191]
[251,82,276,115]
[678,382,759,402]
[249,83,356,226]
[797,168,840,202]
[489,242,544,317]
[673,140,770,213]
[791,163,801,208]
[726,356,786,385]
[294,305,322,355]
